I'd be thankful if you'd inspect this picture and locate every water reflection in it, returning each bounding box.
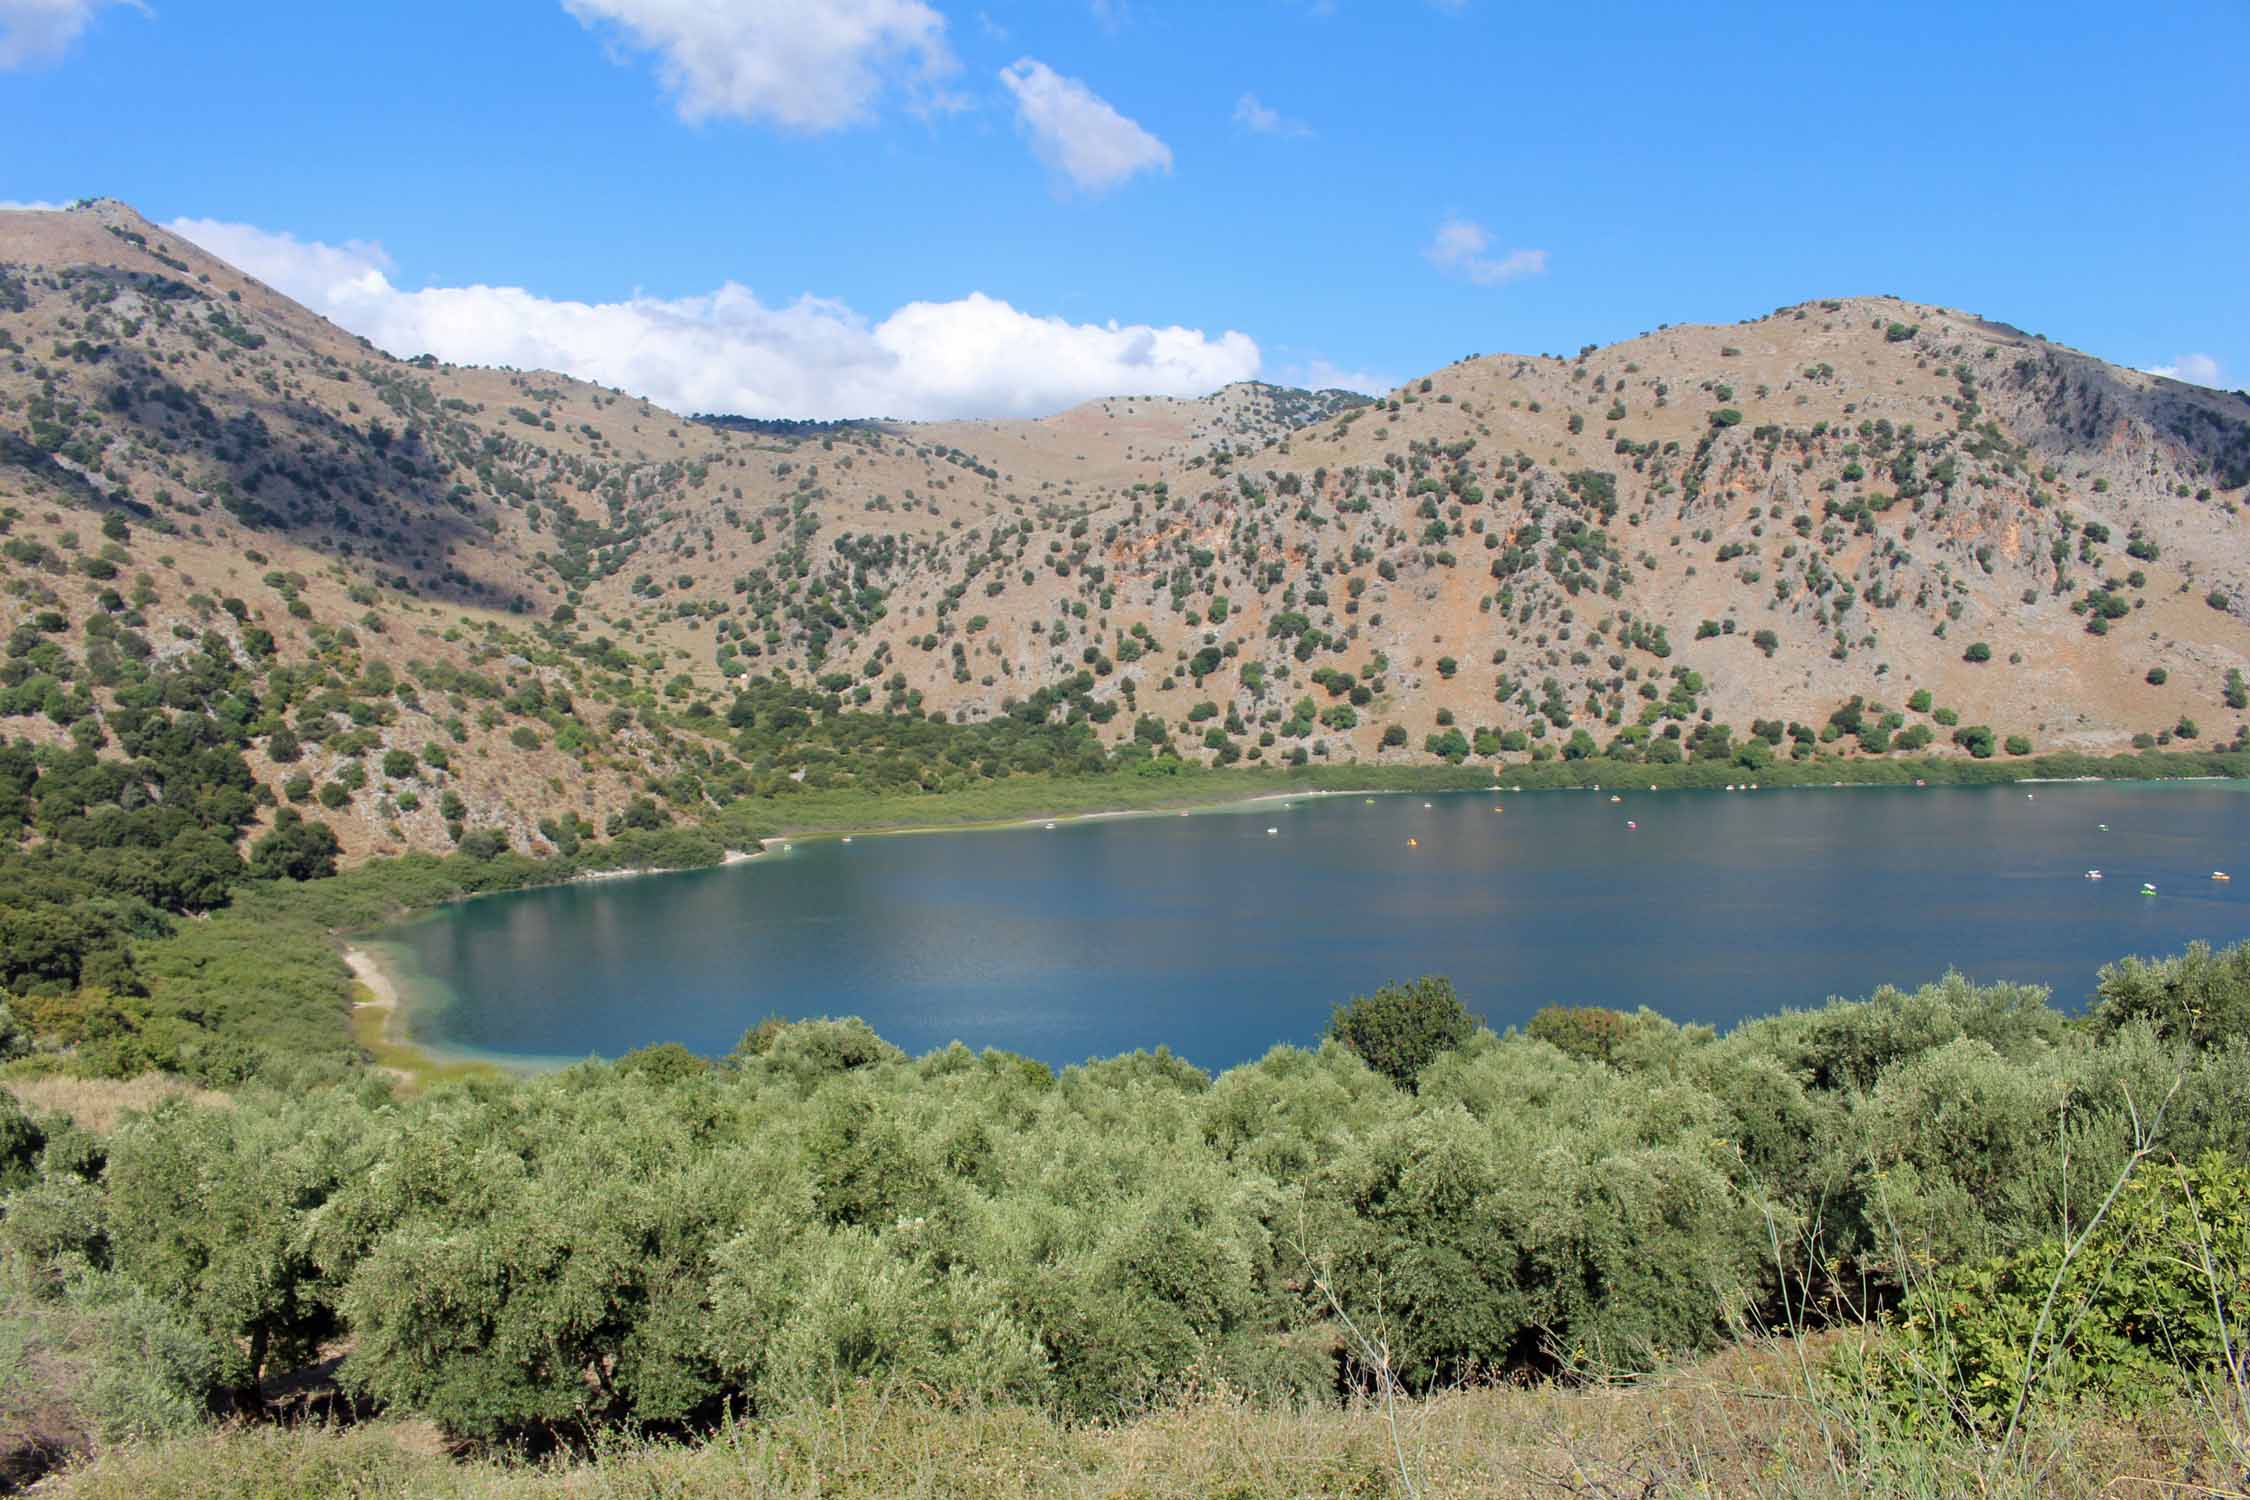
[377,782,2250,1071]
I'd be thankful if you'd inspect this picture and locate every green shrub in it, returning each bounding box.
[2089,940,2250,1048]
[1864,1151,2250,1430]
[1525,1004,1638,1064]
[72,1271,228,1441]
[1326,977,1477,1091]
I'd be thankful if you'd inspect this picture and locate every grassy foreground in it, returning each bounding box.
[34,1347,2233,1500]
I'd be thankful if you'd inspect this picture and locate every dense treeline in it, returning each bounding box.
[5,943,2248,1446]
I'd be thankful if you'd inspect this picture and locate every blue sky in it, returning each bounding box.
[4,0,2244,418]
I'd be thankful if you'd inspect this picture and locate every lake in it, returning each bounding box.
[370,781,2250,1072]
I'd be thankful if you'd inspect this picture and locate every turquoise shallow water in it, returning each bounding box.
[372,781,2250,1071]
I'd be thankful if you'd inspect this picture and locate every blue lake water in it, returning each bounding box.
[371,782,2250,1072]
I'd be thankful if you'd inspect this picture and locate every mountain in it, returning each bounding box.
[5,199,2250,861]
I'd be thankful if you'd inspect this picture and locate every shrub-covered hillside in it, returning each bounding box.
[6,199,2250,866]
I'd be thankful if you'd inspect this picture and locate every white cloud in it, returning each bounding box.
[2145,353,2223,388]
[0,198,68,212]
[168,217,1261,422]
[999,57,1171,193]
[561,0,957,132]
[1233,92,1310,138]
[1274,357,1390,396]
[1426,217,1547,287]
[0,0,142,70]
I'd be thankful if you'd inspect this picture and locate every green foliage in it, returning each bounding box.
[12,941,2250,1447]
[1325,976,1477,1090]
[1525,1004,1639,1064]
[0,1085,41,1190]
[70,1271,230,1441]
[2089,939,2250,1048]
[248,808,341,881]
[1866,1151,2250,1430]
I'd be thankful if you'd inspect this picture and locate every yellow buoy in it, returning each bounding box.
[1407,837,1419,848]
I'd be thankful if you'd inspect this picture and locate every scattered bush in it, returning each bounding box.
[1325,976,1477,1091]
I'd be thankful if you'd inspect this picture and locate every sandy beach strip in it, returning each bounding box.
[344,945,400,1011]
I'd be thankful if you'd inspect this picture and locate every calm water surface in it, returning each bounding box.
[373,782,2250,1071]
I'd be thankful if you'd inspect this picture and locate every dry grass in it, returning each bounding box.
[39,1342,2235,1500]
[0,1073,232,1135]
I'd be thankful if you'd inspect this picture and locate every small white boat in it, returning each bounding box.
[1044,822,1057,831]
[2027,793,2035,801]
[1266,827,1278,836]
[842,837,854,844]
[2099,823,2109,831]
[1626,820,1638,830]
[1423,802,1433,809]
[1609,795,1622,803]
[2215,871,2232,883]
[2142,882,2158,895]
[2085,870,2103,880]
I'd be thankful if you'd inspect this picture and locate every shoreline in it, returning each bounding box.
[344,945,400,1012]
[749,785,1464,852]
[344,941,506,1086]
[736,770,2248,854]
[572,846,760,883]
[344,943,417,1080]
[713,750,2250,854]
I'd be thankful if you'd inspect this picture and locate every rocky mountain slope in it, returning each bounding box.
[4,198,2249,860]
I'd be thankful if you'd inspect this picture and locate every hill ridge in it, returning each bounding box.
[4,199,2250,861]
